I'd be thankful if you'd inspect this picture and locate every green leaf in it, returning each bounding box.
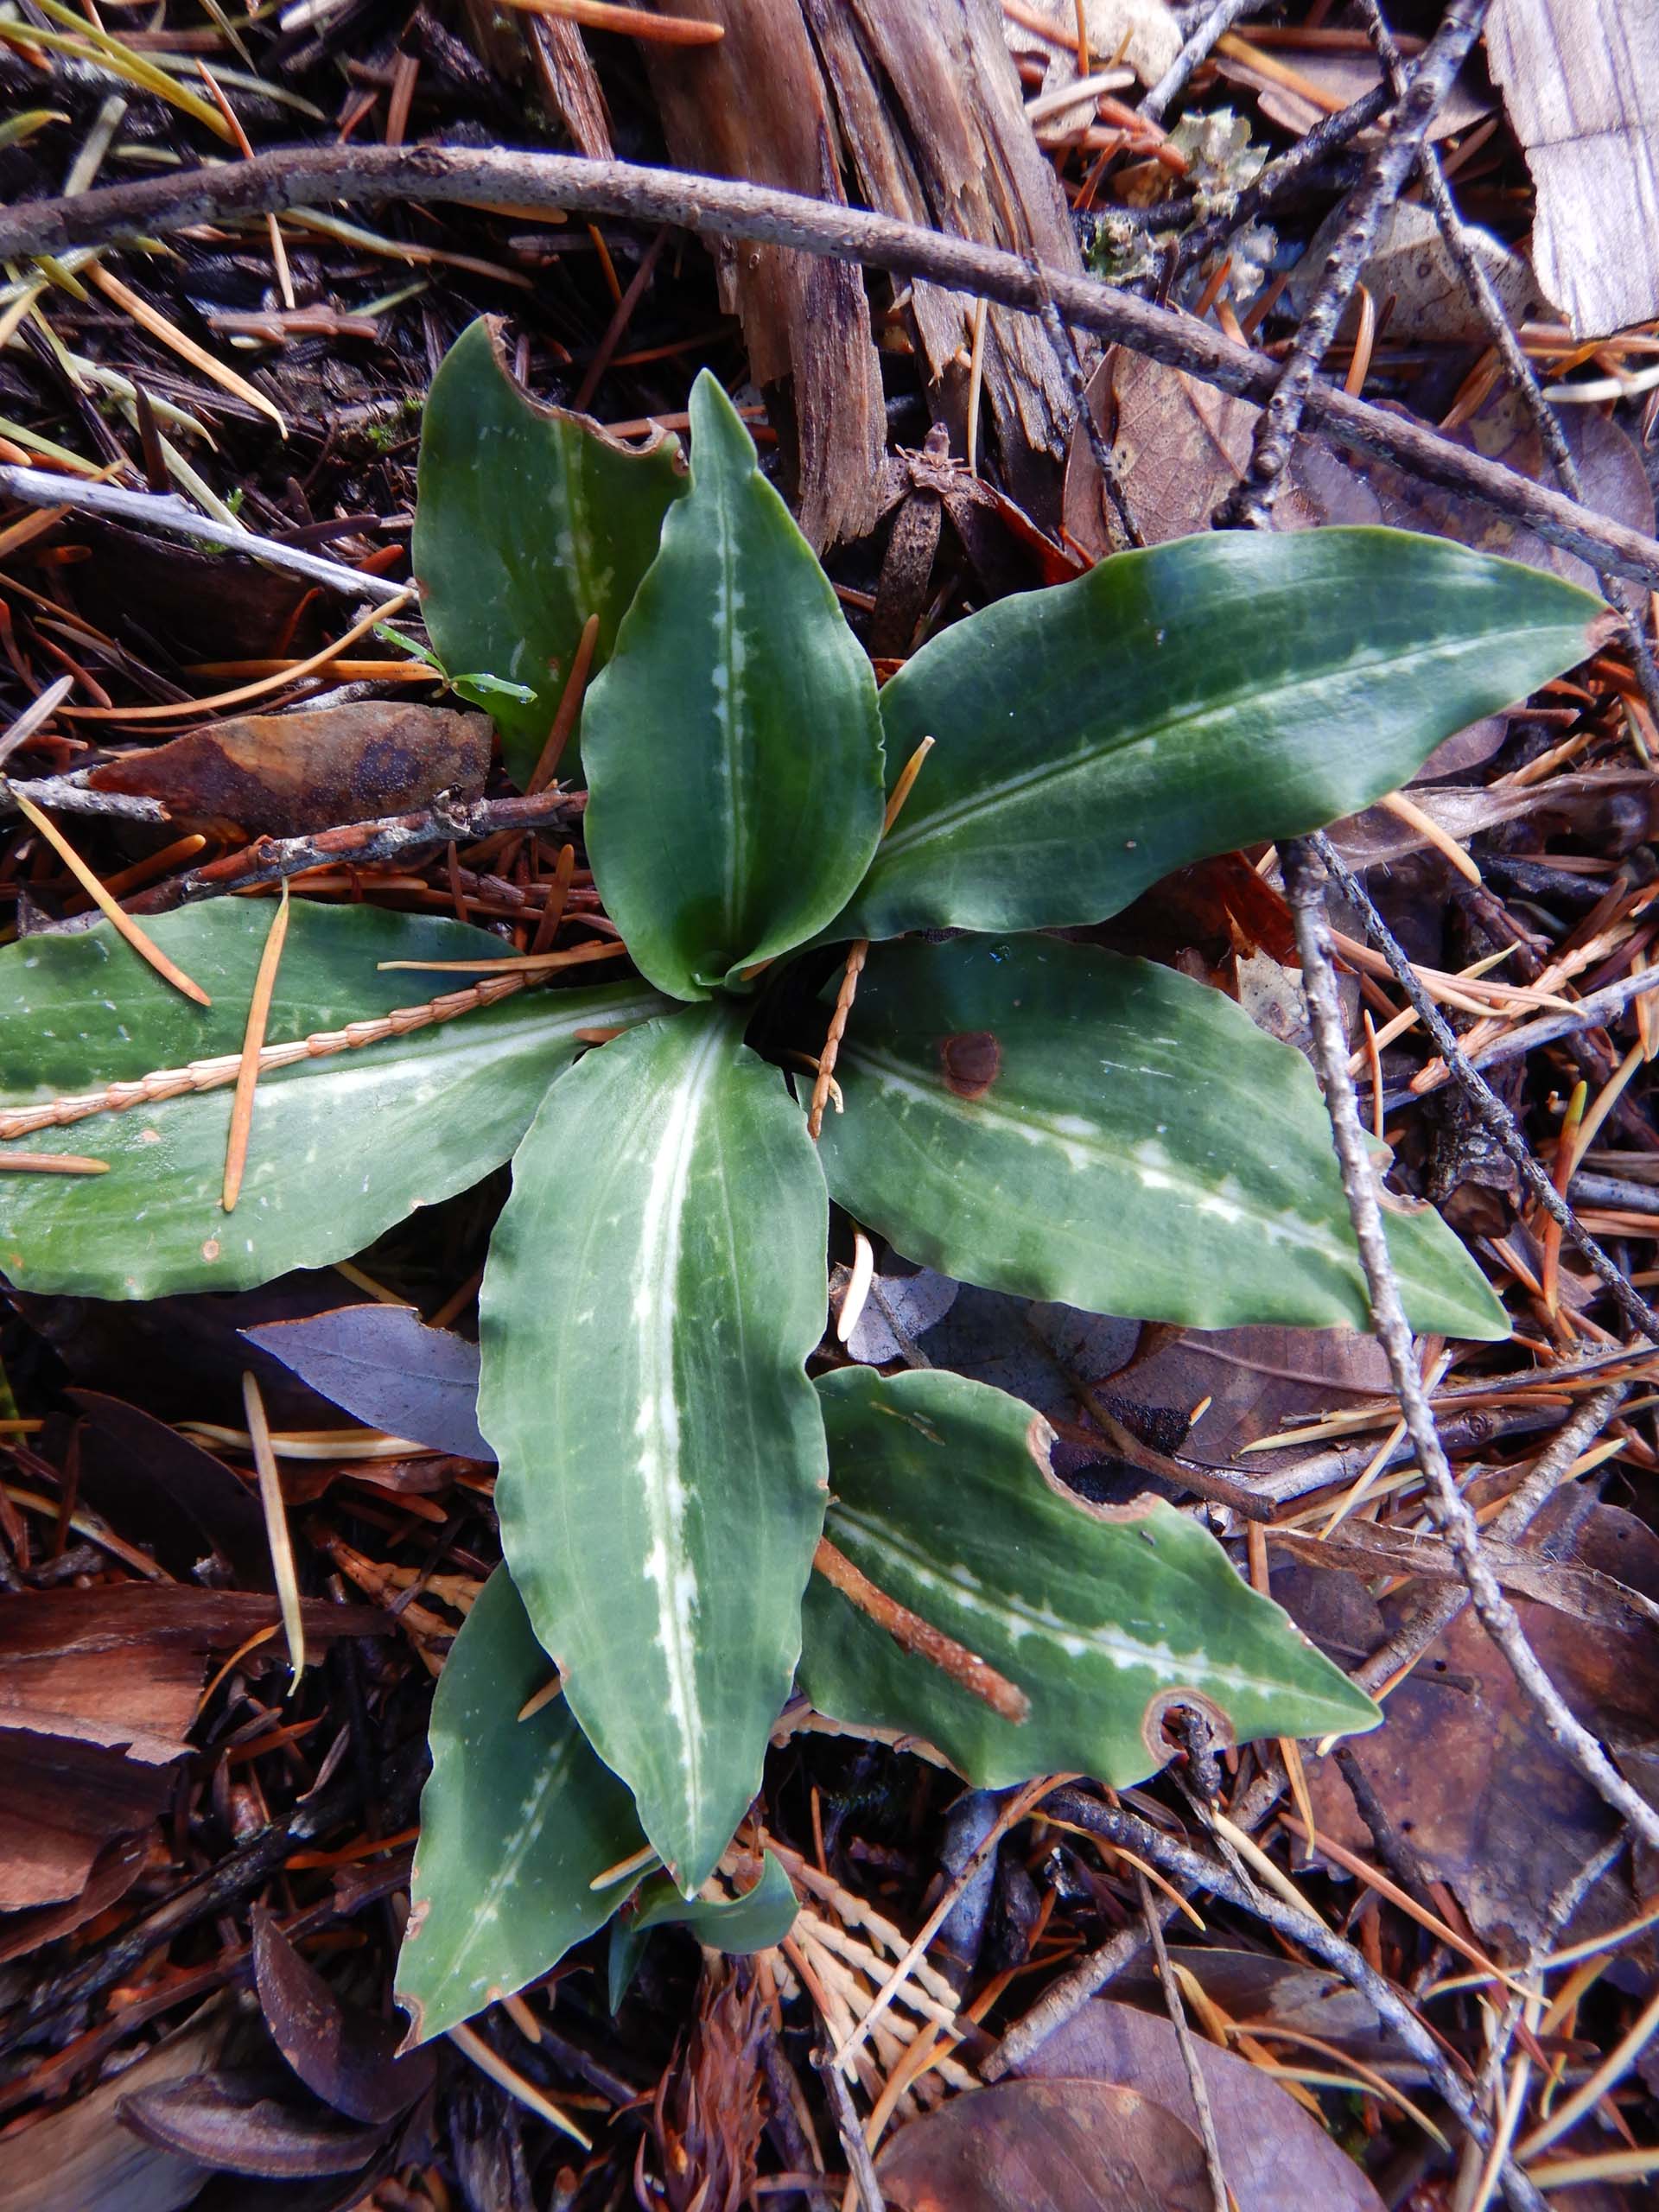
[582,372,884,1001]
[413,316,687,785]
[0,900,666,1297]
[607,1852,797,2012]
[816,935,1506,1338]
[482,1003,830,1892]
[397,1567,645,2046]
[802,1368,1378,1786]
[833,529,1601,940]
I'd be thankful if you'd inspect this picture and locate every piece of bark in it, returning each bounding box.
[525,16,613,156]
[1486,0,1659,338]
[640,0,885,550]
[455,0,613,156]
[804,0,1088,524]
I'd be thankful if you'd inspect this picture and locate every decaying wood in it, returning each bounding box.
[642,0,885,549]
[1486,0,1659,339]
[804,0,1085,522]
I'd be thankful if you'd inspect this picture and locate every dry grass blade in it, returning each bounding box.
[242,1369,305,1688]
[223,882,290,1212]
[11,790,211,1005]
[374,940,627,975]
[448,2022,593,2146]
[60,588,416,722]
[88,264,287,436]
[499,0,724,43]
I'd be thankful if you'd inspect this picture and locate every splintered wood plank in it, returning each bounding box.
[1487,0,1659,338]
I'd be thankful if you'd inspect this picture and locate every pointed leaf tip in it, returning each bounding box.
[582,369,884,1001]
[414,315,686,785]
[834,526,1602,942]
[802,1368,1379,1788]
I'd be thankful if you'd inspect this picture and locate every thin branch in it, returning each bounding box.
[1218,0,1491,524]
[1358,0,1659,729]
[126,788,582,912]
[3,773,168,824]
[1389,960,1659,1100]
[811,2047,885,2212]
[1282,836,1659,1861]
[1037,1787,1549,2212]
[0,463,410,605]
[1141,0,1273,126]
[1136,1870,1230,2212]
[1351,1379,1629,1698]
[1028,264,1141,550]
[3,149,1658,588]
[1312,831,1659,1344]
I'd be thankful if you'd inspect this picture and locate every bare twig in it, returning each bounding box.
[126,789,582,912]
[1035,1787,1548,2212]
[1141,0,1274,125]
[1358,0,1659,730]
[1312,831,1659,1344]
[811,2046,885,2212]
[3,150,1659,588]
[3,774,168,823]
[0,463,410,604]
[1351,1379,1630,1697]
[1392,960,1659,1097]
[1283,835,1659,1860]
[1028,267,1141,550]
[1136,1870,1230,2212]
[1218,0,1491,524]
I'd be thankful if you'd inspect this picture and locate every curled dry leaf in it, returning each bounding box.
[116,2074,389,2180]
[0,2012,226,2212]
[86,704,492,838]
[251,1904,435,2126]
[70,1387,270,1586]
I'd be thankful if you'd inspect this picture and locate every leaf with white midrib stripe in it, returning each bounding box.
[482,1004,830,1892]
[815,935,1507,1339]
[800,1369,1379,1788]
[830,527,1601,942]
[0,899,668,1298]
[582,372,885,1001]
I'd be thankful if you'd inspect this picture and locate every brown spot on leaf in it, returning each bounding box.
[939,1030,1001,1099]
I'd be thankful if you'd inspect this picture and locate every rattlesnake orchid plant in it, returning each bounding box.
[0,319,1600,2038]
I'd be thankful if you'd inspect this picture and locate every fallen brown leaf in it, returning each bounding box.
[87,702,491,837]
